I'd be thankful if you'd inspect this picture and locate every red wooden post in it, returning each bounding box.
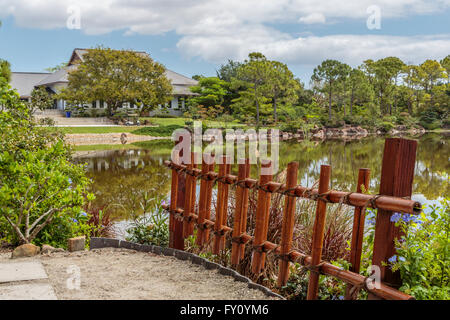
[213,156,231,254]
[231,159,250,266]
[188,152,197,236]
[183,153,194,238]
[344,168,370,299]
[370,138,417,295]
[277,161,299,287]
[307,165,331,300]
[251,160,273,275]
[169,156,179,248]
[196,154,210,246]
[172,137,186,251]
[203,156,215,245]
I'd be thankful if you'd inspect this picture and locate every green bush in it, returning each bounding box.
[389,199,450,300]
[378,121,395,133]
[132,124,184,137]
[126,199,169,247]
[0,83,94,248]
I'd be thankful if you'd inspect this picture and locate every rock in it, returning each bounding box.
[11,244,40,259]
[68,236,86,252]
[41,244,64,254]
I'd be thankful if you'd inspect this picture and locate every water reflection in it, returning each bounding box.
[74,134,449,220]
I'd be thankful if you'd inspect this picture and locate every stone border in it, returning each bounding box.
[90,237,284,300]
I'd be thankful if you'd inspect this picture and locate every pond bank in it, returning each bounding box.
[65,133,169,146]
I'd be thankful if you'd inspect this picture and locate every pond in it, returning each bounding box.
[73,133,449,222]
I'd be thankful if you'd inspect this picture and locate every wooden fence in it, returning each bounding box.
[162,137,421,300]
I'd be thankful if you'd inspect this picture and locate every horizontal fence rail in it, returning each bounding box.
[162,137,421,300]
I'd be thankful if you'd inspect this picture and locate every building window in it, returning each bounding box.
[166,101,171,109]
[92,101,97,108]
[178,97,184,110]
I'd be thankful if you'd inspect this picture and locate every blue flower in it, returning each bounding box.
[338,295,344,300]
[72,218,78,223]
[390,213,402,223]
[388,255,397,263]
[80,211,87,217]
[399,256,406,262]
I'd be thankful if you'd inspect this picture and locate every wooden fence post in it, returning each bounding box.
[344,168,370,299]
[196,153,214,246]
[277,161,299,287]
[169,154,179,249]
[307,164,331,300]
[183,152,194,238]
[231,159,250,266]
[370,138,417,296]
[172,137,186,251]
[213,156,231,254]
[251,160,273,275]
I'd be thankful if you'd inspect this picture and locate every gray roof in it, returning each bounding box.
[10,72,51,98]
[36,65,76,86]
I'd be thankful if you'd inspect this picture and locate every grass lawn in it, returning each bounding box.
[58,126,142,134]
[140,117,248,129]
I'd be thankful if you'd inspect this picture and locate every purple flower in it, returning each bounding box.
[72,218,78,223]
[338,295,344,300]
[161,200,166,206]
[399,257,406,262]
[81,211,87,217]
[388,255,397,263]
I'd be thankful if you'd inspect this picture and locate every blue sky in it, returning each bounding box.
[1,0,449,84]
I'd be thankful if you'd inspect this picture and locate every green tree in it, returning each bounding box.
[440,55,450,85]
[265,61,300,123]
[28,86,54,114]
[312,59,350,121]
[189,77,228,108]
[233,52,272,125]
[419,59,446,108]
[59,47,173,116]
[0,59,11,83]
[347,68,372,116]
[45,62,68,73]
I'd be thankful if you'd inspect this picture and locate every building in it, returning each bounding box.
[10,48,198,116]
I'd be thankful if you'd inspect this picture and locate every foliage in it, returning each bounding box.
[132,124,184,137]
[28,86,54,114]
[0,59,11,83]
[189,77,228,108]
[59,46,173,115]
[389,200,450,300]
[126,198,170,247]
[0,81,94,247]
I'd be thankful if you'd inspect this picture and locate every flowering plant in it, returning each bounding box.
[389,199,449,300]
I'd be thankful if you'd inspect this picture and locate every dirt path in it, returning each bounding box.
[40,248,275,300]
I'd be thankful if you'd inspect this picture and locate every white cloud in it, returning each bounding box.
[299,13,326,24]
[0,0,449,67]
[177,33,450,67]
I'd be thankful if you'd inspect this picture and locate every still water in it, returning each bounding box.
[74,133,449,220]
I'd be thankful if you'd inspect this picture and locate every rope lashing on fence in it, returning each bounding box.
[164,160,421,215]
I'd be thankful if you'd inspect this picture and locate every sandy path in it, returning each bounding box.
[40,248,274,300]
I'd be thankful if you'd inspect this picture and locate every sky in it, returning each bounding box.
[0,0,449,84]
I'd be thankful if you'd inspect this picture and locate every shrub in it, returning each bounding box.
[388,199,450,300]
[132,124,184,137]
[126,199,170,247]
[377,121,395,133]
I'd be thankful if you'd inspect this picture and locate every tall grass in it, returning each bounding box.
[185,167,354,297]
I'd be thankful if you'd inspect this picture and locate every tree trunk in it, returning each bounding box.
[350,87,354,116]
[273,97,277,123]
[328,84,332,121]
